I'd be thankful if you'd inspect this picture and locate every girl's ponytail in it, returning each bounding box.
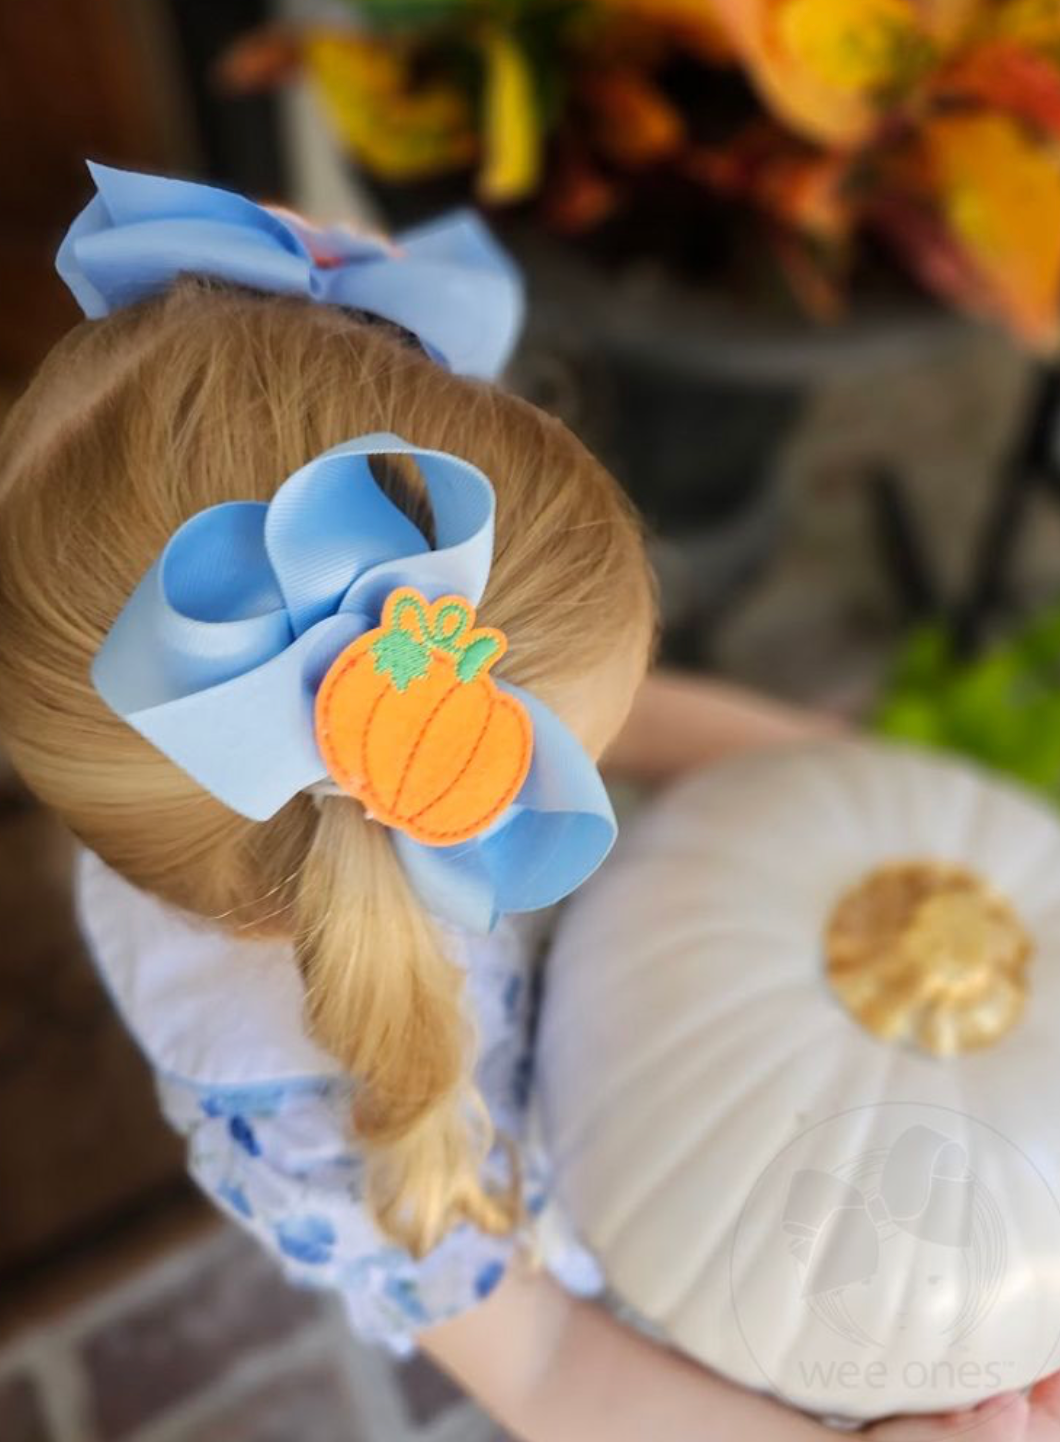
[295,797,517,1255]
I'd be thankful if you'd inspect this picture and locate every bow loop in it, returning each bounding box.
[58,163,524,379]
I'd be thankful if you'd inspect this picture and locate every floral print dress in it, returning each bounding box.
[76,850,602,1351]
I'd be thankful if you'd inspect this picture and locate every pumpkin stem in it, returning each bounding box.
[455,634,501,683]
[372,596,435,692]
[389,594,433,643]
[430,601,471,655]
[373,591,500,690]
[371,629,432,692]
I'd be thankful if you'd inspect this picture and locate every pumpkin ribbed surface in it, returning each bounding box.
[538,740,1060,1418]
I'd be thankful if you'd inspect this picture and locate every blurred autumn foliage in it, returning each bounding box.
[221,1,1060,347]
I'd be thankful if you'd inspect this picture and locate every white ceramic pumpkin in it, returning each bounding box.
[538,740,1060,1420]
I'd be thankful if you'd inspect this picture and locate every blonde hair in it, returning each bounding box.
[0,280,653,1255]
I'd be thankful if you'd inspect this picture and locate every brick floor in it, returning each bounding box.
[0,1372,50,1442]
[177,1363,361,1442]
[395,1356,467,1429]
[80,1235,324,1439]
[0,1225,510,1442]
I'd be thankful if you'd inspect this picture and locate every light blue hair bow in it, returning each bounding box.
[92,435,617,934]
[60,165,612,930]
[57,162,523,379]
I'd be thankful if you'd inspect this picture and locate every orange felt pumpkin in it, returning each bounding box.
[314,587,533,846]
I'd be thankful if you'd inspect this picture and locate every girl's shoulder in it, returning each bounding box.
[75,849,542,1097]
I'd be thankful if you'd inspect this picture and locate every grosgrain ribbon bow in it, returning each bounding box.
[782,1125,975,1297]
[91,434,616,935]
[57,162,523,379]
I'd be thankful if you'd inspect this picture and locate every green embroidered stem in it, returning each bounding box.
[455,634,501,682]
[390,594,433,644]
[371,626,432,692]
[432,602,470,654]
[372,595,500,691]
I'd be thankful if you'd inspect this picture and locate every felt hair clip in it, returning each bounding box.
[315,587,533,847]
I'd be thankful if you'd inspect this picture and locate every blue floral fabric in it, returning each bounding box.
[76,850,602,1351]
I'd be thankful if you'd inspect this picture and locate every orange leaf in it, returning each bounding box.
[543,149,621,233]
[757,152,855,239]
[581,70,686,167]
[913,0,980,47]
[214,26,304,93]
[687,126,856,241]
[884,113,1060,349]
[594,0,736,60]
[935,40,1060,139]
[704,0,985,143]
[773,230,849,319]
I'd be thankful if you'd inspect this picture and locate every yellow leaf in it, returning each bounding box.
[478,28,541,203]
[304,30,476,181]
[927,112,1060,347]
[706,0,887,143]
[990,0,1060,50]
[776,0,933,93]
[705,0,960,144]
[582,69,685,166]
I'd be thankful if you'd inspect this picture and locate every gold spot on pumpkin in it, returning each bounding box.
[825,862,1031,1056]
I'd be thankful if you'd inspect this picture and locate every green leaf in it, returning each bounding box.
[455,634,500,683]
[875,603,1060,811]
[372,629,431,692]
[876,697,945,746]
[893,623,952,686]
